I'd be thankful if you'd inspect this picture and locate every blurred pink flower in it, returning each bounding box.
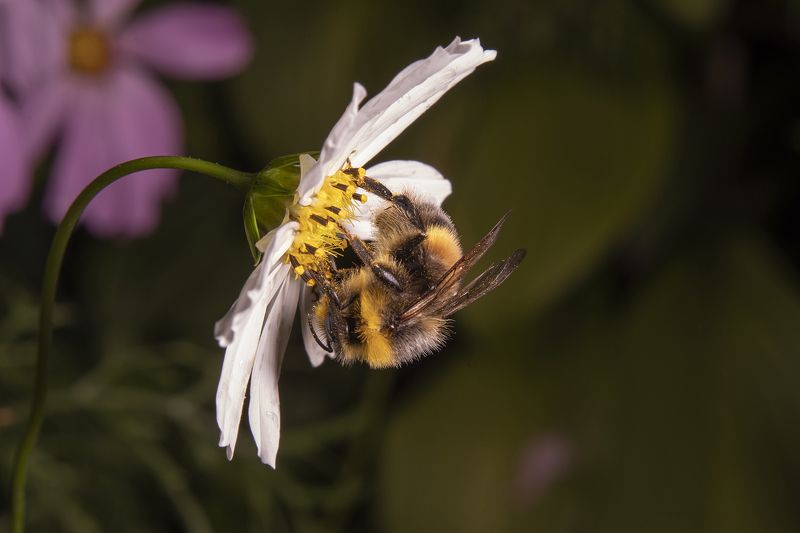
[0,95,26,232]
[2,0,252,236]
[512,432,574,506]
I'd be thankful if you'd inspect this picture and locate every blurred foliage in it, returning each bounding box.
[3,0,800,532]
[381,235,800,533]
[653,0,730,29]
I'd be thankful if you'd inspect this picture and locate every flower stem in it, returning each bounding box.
[8,156,255,533]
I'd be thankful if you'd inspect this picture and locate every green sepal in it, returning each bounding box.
[242,152,318,263]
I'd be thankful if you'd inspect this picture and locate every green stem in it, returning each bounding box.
[8,156,255,533]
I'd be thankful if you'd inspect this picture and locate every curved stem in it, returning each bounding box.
[9,156,255,533]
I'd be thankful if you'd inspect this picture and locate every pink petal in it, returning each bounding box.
[117,4,253,80]
[45,66,183,237]
[2,0,73,93]
[88,0,140,28]
[512,433,574,505]
[19,77,71,164]
[0,96,29,230]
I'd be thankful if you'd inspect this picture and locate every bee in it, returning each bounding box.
[304,179,525,368]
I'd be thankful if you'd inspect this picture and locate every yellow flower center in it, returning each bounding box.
[69,27,112,75]
[285,165,368,285]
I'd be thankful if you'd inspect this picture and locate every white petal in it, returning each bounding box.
[346,160,452,240]
[296,38,494,205]
[215,222,296,458]
[298,153,317,179]
[215,262,288,458]
[350,38,495,167]
[366,160,452,204]
[214,222,297,346]
[295,84,367,205]
[300,286,334,367]
[347,218,378,241]
[214,258,272,348]
[247,274,301,467]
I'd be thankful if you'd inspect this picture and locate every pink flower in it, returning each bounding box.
[0,94,26,232]
[512,433,574,506]
[2,0,252,236]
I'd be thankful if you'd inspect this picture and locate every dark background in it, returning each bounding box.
[3,0,800,531]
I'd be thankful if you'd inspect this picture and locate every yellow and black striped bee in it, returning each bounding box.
[303,178,525,368]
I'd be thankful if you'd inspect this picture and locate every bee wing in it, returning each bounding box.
[436,248,526,317]
[399,211,512,323]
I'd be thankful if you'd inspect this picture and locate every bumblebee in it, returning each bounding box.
[300,179,525,368]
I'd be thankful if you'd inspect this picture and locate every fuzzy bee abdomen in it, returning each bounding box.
[356,287,396,368]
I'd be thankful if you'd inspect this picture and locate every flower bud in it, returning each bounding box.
[243,153,317,262]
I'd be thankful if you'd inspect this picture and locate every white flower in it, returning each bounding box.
[214,37,496,467]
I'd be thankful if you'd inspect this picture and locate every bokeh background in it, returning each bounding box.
[3,0,800,531]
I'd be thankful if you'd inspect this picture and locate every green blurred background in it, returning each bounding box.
[4,0,800,531]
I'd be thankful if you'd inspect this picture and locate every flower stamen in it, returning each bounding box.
[285,165,368,284]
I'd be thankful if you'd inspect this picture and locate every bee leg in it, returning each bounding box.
[290,259,348,356]
[303,268,341,309]
[327,257,339,273]
[324,305,349,358]
[327,257,351,284]
[304,275,348,358]
[358,175,425,233]
[307,311,333,353]
[342,232,405,292]
[341,292,358,310]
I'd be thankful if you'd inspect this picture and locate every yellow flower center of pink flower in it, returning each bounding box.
[285,166,368,285]
[69,27,112,75]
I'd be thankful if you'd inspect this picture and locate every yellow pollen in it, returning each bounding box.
[285,166,367,280]
[69,27,112,75]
